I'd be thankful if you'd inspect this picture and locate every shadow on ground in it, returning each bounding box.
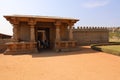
[2,46,99,57]
[31,46,99,58]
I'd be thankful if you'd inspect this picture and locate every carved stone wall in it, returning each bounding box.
[73,26,109,45]
[19,22,30,41]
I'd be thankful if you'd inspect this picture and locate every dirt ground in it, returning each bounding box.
[0,46,120,80]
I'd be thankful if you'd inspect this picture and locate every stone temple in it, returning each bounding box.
[4,15,79,54]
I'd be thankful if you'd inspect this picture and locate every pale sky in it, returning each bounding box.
[0,0,120,35]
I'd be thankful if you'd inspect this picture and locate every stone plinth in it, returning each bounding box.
[55,41,80,52]
[4,42,38,54]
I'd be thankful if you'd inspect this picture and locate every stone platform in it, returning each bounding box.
[4,42,38,55]
[55,41,80,52]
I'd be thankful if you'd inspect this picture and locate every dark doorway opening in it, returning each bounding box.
[36,28,50,51]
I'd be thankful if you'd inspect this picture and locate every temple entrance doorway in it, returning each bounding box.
[36,28,50,51]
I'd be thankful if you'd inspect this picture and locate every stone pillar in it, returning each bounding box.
[30,25,35,42]
[56,26,60,41]
[42,31,46,41]
[69,24,74,41]
[55,21,61,41]
[55,25,61,41]
[13,24,19,42]
[29,19,36,42]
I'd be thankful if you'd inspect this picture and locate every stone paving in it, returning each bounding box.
[0,46,120,80]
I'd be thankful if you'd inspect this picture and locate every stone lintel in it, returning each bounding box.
[8,17,19,25]
[68,21,75,27]
[54,20,61,26]
[28,18,36,26]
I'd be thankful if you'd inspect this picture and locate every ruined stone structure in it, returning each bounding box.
[4,15,79,54]
[0,33,12,53]
[0,33,12,39]
[73,27,109,45]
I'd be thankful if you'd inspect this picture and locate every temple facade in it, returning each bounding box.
[4,15,79,54]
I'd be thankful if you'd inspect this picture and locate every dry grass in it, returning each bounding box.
[98,45,120,56]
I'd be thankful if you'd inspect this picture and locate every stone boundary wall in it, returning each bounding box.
[0,39,13,53]
[73,26,109,45]
[0,39,13,44]
[73,26,108,30]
